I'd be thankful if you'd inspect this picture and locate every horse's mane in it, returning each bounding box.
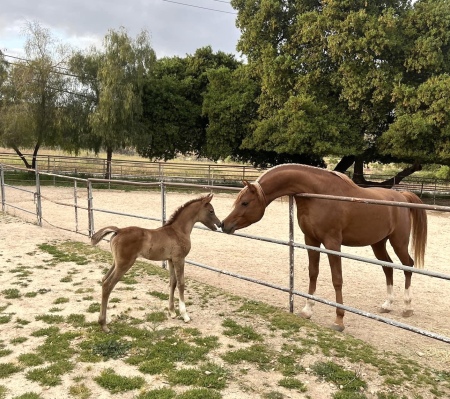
[164,196,206,225]
[233,182,266,207]
[257,163,358,189]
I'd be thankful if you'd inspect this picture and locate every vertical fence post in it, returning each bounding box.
[74,180,79,233]
[35,162,42,227]
[87,180,94,238]
[289,195,295,313]
[161,180,167,269]
[0,165,5,212]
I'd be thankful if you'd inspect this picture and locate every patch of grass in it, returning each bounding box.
[262,391,284,399]
[26,360,74,386]
[311,361,367,393]
[68,383,91,399]
[37,243,89,265]
[35,314,64,324]
[24,292,37,298]
[1,289,21,299]
[222,318,263,342]
[0,363,22,378]
[66,314,86,327]
[10,337,27,345]
[87,303,100,313]
[167,362,228,389]
[278,377,307,392]
[60,275,73,283]
[0,347,12,358]
[148,290,169,300]
[94,368,145,393]
[18,354,45,367]
[0,315,12,324]
[53,297,70,304]
[16,318,30,326]
[11,393,43,399]
[177,388,222,399]
[0,385,7,399]
[92,339,132,360]
[221,344,273,370]
[146,311,168,323]
[136,387,177,399]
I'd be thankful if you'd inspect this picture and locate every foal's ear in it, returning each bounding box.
[203,193,213,203]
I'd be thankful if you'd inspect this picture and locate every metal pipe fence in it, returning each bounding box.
[1,162,450,345]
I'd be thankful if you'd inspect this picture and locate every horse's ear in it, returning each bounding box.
[203,193,213,203]
[243,180,255,193]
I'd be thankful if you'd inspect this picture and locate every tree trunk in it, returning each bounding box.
[31,142,41,170]
[105,147,113,179]
[333,155,422,188]
[12,145,32,169]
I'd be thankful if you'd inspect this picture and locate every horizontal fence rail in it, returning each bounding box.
[1,161,450,346]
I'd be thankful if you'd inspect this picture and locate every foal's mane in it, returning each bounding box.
[164,196,206,226]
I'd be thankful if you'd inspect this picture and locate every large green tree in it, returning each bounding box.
[230,0,450,185]
[0,21,72,169]
[138,46,240,160]
[72,27,156,178]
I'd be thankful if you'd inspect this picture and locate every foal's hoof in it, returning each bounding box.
[101,325,111,333]
[402,309,414,318]
[331,323,345,332]
[183,315,191,323]
[168,310,177,319]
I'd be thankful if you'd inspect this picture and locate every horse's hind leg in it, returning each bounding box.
[299,236,320,320]
[371,240,395,313]
[98,257,136,333]
[390,240,415,317]
[167,260,177,319]
[102,263,115,283]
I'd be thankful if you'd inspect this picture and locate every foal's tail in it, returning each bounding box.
[401,191,427,268]
[91,226,120,246]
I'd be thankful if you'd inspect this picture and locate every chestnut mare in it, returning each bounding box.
[221,164,427,331]
[91,194,221,332]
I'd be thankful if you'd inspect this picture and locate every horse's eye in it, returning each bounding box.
[242,202,249,207]
[209,209,214,214]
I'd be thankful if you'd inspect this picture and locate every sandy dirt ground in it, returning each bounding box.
[2,184,450,374]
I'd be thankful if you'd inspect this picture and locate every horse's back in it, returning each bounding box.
[296,186,414,247]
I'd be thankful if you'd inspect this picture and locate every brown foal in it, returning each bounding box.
[91,194,221,332]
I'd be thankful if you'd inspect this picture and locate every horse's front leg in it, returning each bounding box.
[324,239,345,332]
[299,236,320,320]
[167,260,177,319]
[173,258,190,322]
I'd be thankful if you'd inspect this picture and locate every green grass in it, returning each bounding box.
[0,238,448,399]
[94,368,145,393]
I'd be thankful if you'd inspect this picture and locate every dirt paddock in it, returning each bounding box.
[3,184,450,371]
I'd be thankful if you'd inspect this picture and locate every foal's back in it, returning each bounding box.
[111,225,190,263]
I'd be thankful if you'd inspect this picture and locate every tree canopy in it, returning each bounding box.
[226,0,450,182]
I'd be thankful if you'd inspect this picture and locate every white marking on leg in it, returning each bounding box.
[402,287,414,317]
[300,295,315,319]
[381,285,394,312]
[179,300,190,323]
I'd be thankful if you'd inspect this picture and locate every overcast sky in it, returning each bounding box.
[0,0,242,60]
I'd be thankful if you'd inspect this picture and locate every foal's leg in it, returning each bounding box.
[299,236,320,320]
[371,240,395,313]
[98,257,136,333]
[167,260,177,319]
[173,259,190,322]
[102,263,115,283]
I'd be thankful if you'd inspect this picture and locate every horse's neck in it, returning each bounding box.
[259,165,322,203]
[169,207,198,236]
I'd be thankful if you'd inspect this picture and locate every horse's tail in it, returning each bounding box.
[401,191,427,268]
[91,226,120,246]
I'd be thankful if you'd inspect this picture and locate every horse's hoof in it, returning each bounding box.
[331,323,345,332]
[402,309,414,317]
[168,310,177,319]
[299,310,312,319]
[183,315,191,323]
